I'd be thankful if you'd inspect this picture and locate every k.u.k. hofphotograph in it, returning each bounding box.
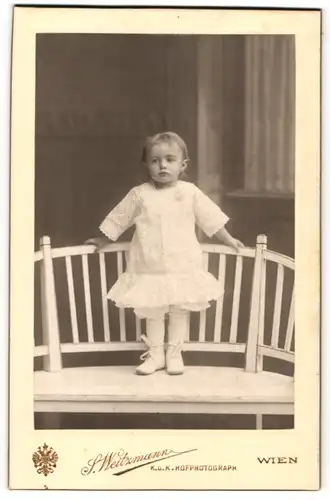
[33,33,296,431]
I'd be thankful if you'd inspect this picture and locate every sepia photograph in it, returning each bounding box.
[9,6,320,491]
[33,32,295,431]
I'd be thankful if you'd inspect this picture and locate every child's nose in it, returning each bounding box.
[160,159,167,169]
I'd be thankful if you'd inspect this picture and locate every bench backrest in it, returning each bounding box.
[34,235,295,374]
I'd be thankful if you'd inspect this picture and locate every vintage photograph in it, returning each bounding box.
[33,33,295,431]
[9,6,320,491]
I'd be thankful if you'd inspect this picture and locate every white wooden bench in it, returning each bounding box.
[34,234,295,429]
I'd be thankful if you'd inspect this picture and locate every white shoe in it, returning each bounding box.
[166,343,184,375]
[136,335,165,375]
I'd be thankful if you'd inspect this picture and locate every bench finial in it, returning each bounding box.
[40,236,51,246]
[257,234,267,246]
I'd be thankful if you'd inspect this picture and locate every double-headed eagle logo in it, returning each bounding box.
[32,443,59,476]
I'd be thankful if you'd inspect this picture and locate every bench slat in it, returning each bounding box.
[259,345,295,363]
[59,341,246,354]
[229,255,243,343]
[34,345,49,357]
[117,252,126,342]
[198,253,209,341]
[82,255,94,343]
[65,256,79,344]
[257,259,267,371]
[135,317,142,340]
[99,253,110,342]
[264,249,295,270]
[258,260,266,343]
[271,263,284,348]
[214,254,226,342]
[285,285,295,351]
[185,312,191,342]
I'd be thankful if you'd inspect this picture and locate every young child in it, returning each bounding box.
[86,132,244,376]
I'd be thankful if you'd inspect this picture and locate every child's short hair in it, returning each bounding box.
[141,131,189,163]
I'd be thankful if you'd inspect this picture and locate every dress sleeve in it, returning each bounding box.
[193,185,229,237]
[99,188,140,241]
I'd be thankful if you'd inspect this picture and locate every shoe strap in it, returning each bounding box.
[140,335,164,361]
[167,342,184,356]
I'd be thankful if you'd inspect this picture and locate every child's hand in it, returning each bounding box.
[228,238,245,252]
[214,228,244,252]
[84,237,109,253]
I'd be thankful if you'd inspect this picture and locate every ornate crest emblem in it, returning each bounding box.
[32,443,58,476]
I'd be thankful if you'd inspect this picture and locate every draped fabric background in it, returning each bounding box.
[35,35,295,429]
[35,34,294,256]
[194,35,295,256]
[244,36,295,194]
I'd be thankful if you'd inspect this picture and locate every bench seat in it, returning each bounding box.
[34,366,294,415]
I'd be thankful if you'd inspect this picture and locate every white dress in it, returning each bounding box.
[99,181,229,313]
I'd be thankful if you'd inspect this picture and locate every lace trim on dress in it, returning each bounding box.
[99,217,120,241]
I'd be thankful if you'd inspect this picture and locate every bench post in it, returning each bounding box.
[40,236,62,372]
[256,237,267,372]
[245,234,267,372]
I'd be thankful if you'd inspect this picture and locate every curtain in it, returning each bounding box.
[244,35,295,194]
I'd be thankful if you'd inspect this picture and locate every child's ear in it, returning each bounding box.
[181,159,188,173]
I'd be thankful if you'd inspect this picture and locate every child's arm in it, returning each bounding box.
[193,186,244,251]
[214,227,245,251]
[85,187,140,252]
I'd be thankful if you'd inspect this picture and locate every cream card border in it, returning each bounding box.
[9,7,320,490]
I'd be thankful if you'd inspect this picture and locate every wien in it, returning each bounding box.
[257,457,298,464]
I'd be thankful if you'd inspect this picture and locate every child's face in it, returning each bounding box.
[146,141,187,185]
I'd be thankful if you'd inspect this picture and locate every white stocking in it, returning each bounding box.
[168,308,189,345]
[145,317,165,346]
